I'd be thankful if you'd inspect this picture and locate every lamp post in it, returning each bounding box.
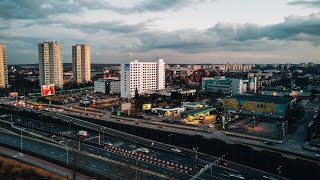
[8,114,12,123]
[168,134,172,145]
[277,166,281,180]
[68,120,71,137]
[193,147,199,170]
[20,129,23,151]
[136,157,140,179]
[66,140,71,166]
[39,114,43,128]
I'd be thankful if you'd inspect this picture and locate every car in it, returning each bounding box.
[229,173,245,179]
[262,175,277,180]
[136,148,149,153]
[217,160,229,166]
[315,154,320,157]
[171,148,182,153]
[58,140,64,143]
[104,141,113,146]
[17,153,23,157]
[263,141,275,146]
[158,115,163,118]
[208,124,214,128]
[180,119,188,123]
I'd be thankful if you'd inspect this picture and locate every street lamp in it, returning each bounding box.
[193,147,199,170]
[68,120,71,137]
[136,157,141,179]
[168,134,172,145]
[39,114,43,128]
[8,114,12,123]
[20,129,23,151]
[66,140,71,166]
[277,166,281,180]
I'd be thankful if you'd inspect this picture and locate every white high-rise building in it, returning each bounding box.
[121,59,165,98]
[0,43,8,88]
[38,41,63,88]
[72,44,91,83]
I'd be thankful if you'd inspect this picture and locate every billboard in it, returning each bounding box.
[125,64,130,70]
[142,104,152,110]
[242,101,277,113]
[223,98,239,109]
[121,102,131,111]
[41,85,55,96]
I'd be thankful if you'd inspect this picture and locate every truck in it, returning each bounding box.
[78,130,88,136]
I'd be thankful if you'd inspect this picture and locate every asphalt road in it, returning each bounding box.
[0,131,164,180]
[0,110,286,180]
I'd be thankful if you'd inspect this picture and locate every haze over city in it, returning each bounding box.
[2,0,320,64]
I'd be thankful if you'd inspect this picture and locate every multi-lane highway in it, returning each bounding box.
[0,106,288,180]
[0,130,167,180]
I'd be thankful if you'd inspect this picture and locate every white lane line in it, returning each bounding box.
[60,154,64,157]
[80,161,84,163]
[51,152,55,154]
[42,149,46,151]
[91,165,97,167]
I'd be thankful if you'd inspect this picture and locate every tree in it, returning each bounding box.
[134,88,142,112]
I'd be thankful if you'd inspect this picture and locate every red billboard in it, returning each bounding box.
[41,85,55,96]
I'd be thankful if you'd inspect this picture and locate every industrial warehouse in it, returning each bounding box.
[223,95,296,119]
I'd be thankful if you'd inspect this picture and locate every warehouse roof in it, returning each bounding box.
[229,95,294,104]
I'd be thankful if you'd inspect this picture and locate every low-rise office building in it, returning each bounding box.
[94,79,120,94]
[202,76,257,95]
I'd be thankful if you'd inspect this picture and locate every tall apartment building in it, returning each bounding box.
[38,41,63,88]
[121,59,165,98]
[0,43,8,88]
[72,44,91,83]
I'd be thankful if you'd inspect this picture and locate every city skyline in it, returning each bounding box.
[1,0,320,64]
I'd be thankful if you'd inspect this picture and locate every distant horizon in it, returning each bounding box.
[7,62,319,66]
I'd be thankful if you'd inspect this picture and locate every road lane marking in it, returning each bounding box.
[51,152,55,154]
[91,165,96,167]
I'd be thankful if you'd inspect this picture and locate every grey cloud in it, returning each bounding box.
[132,13,320,53]
[287,1,320,8]
[0,0,214,20]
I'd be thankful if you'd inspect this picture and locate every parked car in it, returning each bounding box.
[208,124,214,128]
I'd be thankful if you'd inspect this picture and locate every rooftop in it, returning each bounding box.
[230,95,294,104]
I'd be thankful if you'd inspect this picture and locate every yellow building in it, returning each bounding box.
[0,43,8,88]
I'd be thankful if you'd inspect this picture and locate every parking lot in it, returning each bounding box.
[227,117,283,139]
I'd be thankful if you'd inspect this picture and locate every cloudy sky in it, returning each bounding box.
[1,0,320,64]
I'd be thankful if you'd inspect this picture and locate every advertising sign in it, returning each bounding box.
[121,102,132,111]
[242,101,277,113]
[41,85,55,96]
[142,104,152,110]
[223,98,239,108]
[125,64,130,70]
